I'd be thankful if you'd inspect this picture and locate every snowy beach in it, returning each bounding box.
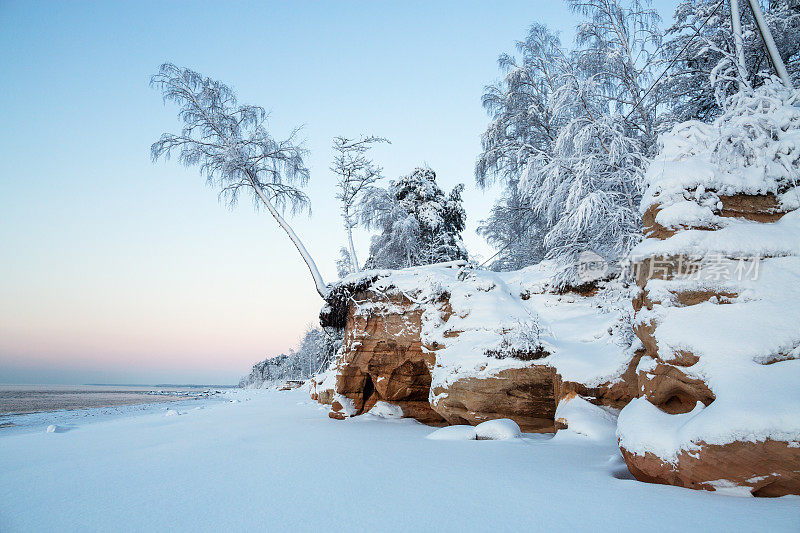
[1,388,797,532]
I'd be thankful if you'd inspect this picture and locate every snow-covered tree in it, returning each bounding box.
[150,63,328,297]
[360,167,467,269]
[523,84,645,285]
[569,0,661,146]
[711,78,800,192]
[477,1,659,283]
[238,325,336,388]
[659,0,800,124]
[477,181,547,270]
[474,25,570,271]
[358,187,420,269]
[335,247,355,278]
[524,0,659,285]
[296,325,331,376]
[476,24,571,189]
[331,135,389,273]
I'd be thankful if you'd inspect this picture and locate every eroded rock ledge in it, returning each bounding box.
[617,88,800,496]
[317,261,640,435]
[310,82,800,498]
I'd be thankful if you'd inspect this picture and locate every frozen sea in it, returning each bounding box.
[0,384,227,434]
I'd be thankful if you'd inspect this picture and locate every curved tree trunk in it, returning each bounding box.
[251,181,328,298]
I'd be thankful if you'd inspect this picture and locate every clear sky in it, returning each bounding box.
[0,0,678,385]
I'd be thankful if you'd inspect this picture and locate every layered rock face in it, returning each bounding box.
[320,262,640,434]
[621,440,800,498]
[555,351,644,411]
[622,197,800,496]
[431,366,558,432]
[326,285,568,431]
[329,291,445,425]
[619,87,800,497]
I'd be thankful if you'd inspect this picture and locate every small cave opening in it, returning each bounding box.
[662,394,692,414]
[654,388,705,415]
[360,373,379,413]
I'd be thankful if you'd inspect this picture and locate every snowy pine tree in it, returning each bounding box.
[360,167,467,269]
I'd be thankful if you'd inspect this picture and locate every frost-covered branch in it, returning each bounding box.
[331,135,389,275]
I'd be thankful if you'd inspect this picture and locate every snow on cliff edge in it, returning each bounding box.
[337,259,637,404]
[618,80,800,461]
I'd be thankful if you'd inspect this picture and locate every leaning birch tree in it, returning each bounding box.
[150,63,328,297]
[330,135,389,274]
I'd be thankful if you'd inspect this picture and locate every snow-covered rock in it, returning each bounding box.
[554,394,618,442]
[320,260,640,432]
[367,401,404,419]
[475,419,521,440]
[619,81,800,497]
[308,364,337,405]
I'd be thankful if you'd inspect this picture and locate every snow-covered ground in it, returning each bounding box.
[1,389,797,532]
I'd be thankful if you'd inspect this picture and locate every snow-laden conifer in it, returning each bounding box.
[360,168,467,269]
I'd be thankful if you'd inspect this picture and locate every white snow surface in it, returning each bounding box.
[1,388,797,531]
[367,401,404,419]
[426,424,477,440]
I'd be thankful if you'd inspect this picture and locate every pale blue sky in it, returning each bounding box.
[0,0,678,384]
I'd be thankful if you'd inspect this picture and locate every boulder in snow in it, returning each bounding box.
[426,425,477,441]
[475,419,521,440]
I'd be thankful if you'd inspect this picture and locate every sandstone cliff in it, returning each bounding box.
[319,260,641,433]
[311,80,800,499]
[618,82,800,497]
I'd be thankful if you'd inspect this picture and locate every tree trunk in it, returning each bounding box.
[345,211,360,274]
[730,0,748,86]
[251,179,328,298]
[746,0,793,88]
